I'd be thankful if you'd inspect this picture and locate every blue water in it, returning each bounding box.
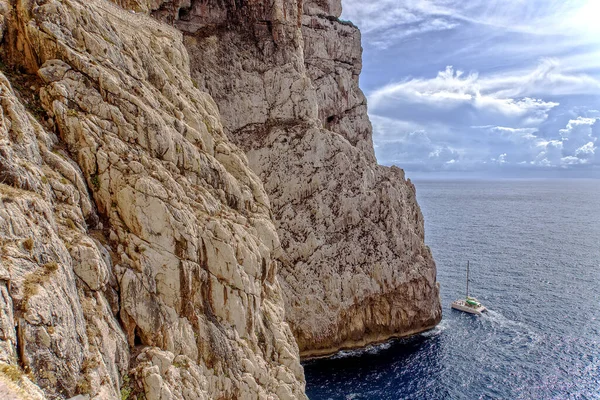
[304,179,600,399]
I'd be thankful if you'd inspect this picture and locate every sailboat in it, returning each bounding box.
[451,261,487,315]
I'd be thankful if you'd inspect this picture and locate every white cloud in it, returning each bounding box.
[342,0,444,34]
[371,104,600,171]
[342,0,600,175]
[369,18,459,49]
[369,65,560,128]
[370,115,464,170]
[559,117,597,154]
[342,0,600,45]
[481,59,600,98]
[575,142,596,160]
[369,62,598,114]
[340,0,463,49]
[560,156,587,165]
[532,117,599,167]
[486,127,538,140]
[370,115,424,143]
[533,140,563,167]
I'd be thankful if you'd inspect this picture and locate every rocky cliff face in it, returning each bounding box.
[160,0,442,358]
[0,0,305,398]
[0,0,441,397]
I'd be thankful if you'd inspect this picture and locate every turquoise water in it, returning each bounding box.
[304,179,600,399]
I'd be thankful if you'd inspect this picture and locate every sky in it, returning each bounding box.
[341,0,600,178]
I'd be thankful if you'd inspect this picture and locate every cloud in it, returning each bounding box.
[340,0,462,49]
[481,59,600,98]
[575,142,596,160]
[342,0,599,46]
[343,0,600,176]
[542,117,600,166]
[370,92,600,172]
[369,19,459,49]
[483,126,538,139]
[371,115,463,171]
[534,140,563,167]
[486,117,600,169]
[559,117,598,154]
[370,62,598,113]
[369,65,561,128]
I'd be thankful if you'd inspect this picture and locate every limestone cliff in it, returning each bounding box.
[156,0,442,358]
[0,0,305,398]
[0,0,441,397]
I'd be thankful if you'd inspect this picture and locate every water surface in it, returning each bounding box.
[304,179,600,399]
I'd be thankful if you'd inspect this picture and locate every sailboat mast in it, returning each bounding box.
[466,260,470,298]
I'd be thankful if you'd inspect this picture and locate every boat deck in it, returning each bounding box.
[451,299,487,315]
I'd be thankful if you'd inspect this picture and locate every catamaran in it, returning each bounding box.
[451,260,487,315]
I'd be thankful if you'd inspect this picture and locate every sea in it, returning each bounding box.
[304,179,600,399]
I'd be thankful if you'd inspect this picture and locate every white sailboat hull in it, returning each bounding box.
[451,299,487,315]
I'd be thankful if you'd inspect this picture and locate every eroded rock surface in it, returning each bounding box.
[0,0,441,396]
[0,69,129,399]
[165,0,442,357]
[0,0,305,398]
